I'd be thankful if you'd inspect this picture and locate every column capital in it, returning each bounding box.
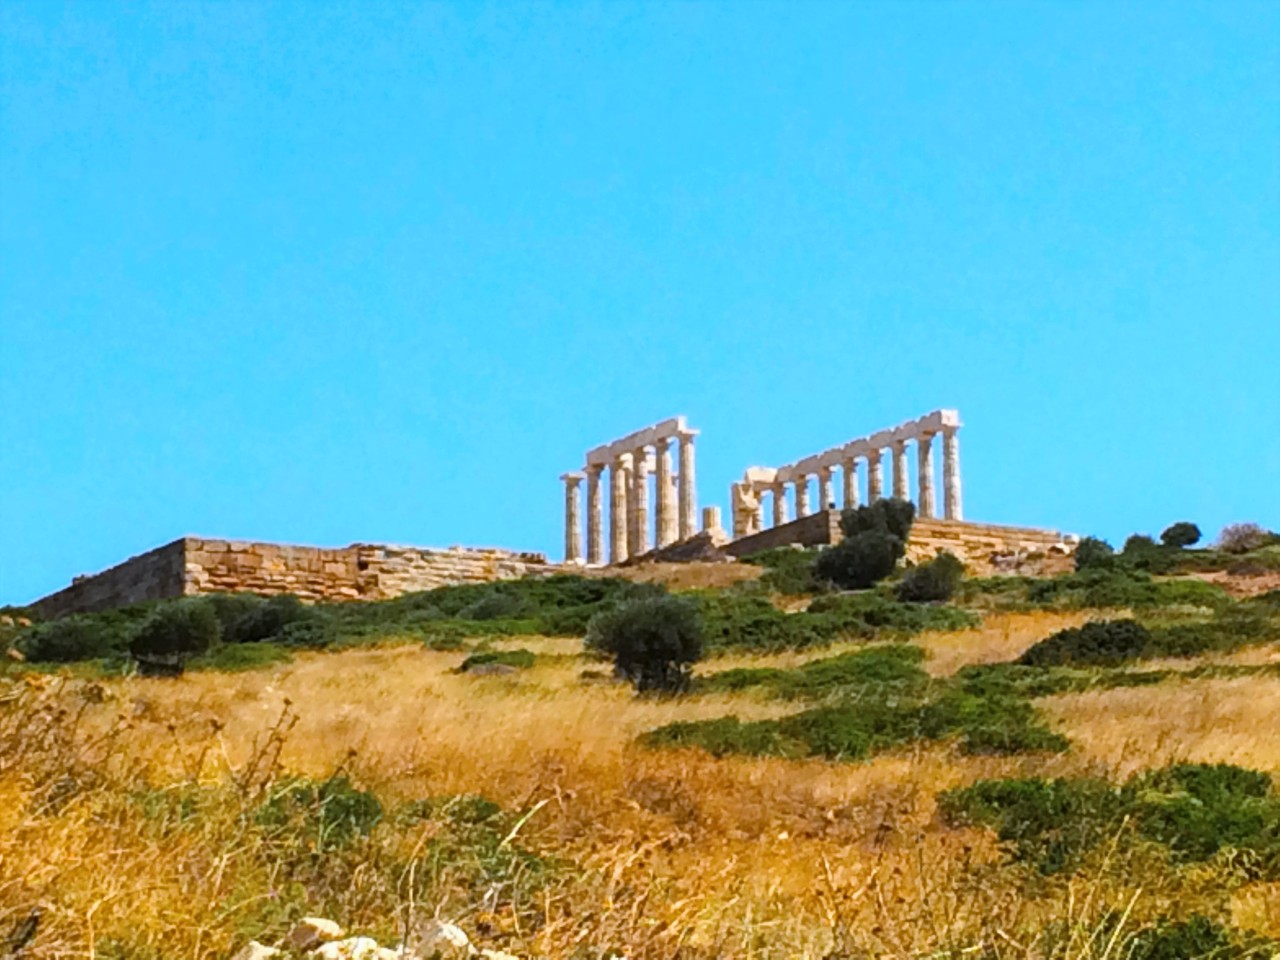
[560,471,585,485]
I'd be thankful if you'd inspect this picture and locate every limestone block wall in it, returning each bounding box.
[31,539,188,619]
[33,537,557,617]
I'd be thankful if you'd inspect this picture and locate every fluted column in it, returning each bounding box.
[867,451,884,501]
[609,453,632,564]
[771,481,789,527]
[917,432,936,519]
[655,437,677,547]
[942,427,962,520]
[586,465,605,565]
[817,466,834,512]
[892,440,910,501]
[795,475,812,517]
[631,447,651,556]
[561,473,584,563]
[751,488,765,534]
[677,430,698,538]
[842,460,859,510]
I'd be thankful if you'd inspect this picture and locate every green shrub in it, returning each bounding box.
[189,642,293,672]
[839,498,915,540]
[459,591,532,621]
[16,614,134,663]
[222,594,319,644]
[641,715,804,758]
[1017,619,1151,667]
[696,592,826,652]
[586,595,703,693]
[129,600,220,666]
[1073,536,1115,571]
[701,645,929,699]
[255,775,383,851]
[459,648,536,672]
[1160,522,1202,549]
[742,547,825,596]
[1124,914,1275,960]
[923,687,1070,755]
[815,531,903,590]
[896,551,964,603]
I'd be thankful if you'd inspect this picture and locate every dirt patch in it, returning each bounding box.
[1188,570,1280,598]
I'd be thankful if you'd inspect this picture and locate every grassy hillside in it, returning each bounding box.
[2,549,1279,958]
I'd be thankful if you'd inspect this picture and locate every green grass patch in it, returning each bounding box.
[700,644,929,699]
[459,648,536,672]
[188,642,294,672]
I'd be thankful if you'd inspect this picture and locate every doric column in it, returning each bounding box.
[842,459,859,510]
[677,430,698,539]
[631,447,651,556]
[751,487,765,534]
[817,466,835,511]
[655,437,677,547]
[917,433,936,519]
[771,481,788,527]
[702,506,723,534]
[585,465,605,565]
[942,427,962,520]
[867,451,884,501]
[892,440,910,501]
[609,453,631,564]
[731,483,751,539]
[795,476,812,517]
[561,473,584,563]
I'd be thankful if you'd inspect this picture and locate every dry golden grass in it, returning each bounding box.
[4,617,1280,957]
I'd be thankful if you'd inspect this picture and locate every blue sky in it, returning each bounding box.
[2,1,1278,603]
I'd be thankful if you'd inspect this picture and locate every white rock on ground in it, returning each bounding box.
[310,937,390,960]
[230,942,281,960]
[404,919,471,958]
[289,918,346,951]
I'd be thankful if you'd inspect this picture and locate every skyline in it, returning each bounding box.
[3,1,1278,603]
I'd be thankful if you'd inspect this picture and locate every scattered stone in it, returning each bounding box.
[464,663,518,677]
[404,919,471,959]
[310,937,386,960]
[0,615,13,627]
[230,942,281,960]
[16,617,31,627]
[289,918,345,951]
[6,647,25,663]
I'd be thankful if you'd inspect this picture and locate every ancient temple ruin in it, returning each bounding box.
[560,415,700,565]
[729,408,963,538]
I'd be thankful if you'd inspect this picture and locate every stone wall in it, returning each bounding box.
[33,537,557,617]
[31,539,188,619]
[723,509,1072,572]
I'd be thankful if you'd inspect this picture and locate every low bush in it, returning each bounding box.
[1017,619,1151,667]
[700,644,929,699]
[895,551,964,603]
[255,775,384,852]
[459,648,536,672]
[1026,568,1232,611]
[1125,915,1275,960]
[940,762,1280,877]
[189,642,294,672]
[586,595,703,693]
[129,599,220,670]
[221,594,319,644]
[1073,536,1115,571]
[696,592,827,652]
[16,613,135,663]
[1218,522,1273,554]
[742,547,826,596]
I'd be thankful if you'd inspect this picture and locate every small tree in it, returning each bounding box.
[129,600,219,675]
[816,530,903,590]
[1160,522,1201,549]
[1217,522,1268,555]
[1123,534,1157,555]
[840,498,915,541]
[896,551,964,603]
[1073,536,1115,571]
[586,595,703,694]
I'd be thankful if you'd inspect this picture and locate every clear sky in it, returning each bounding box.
[2,1,1278,604]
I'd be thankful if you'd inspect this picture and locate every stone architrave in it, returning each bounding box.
[771,481,788,527]
[842,460,859,510]
[585,466,605,564]
[631,447,651,555]
[795,476,812,518]
[917,432,936,519]
[867,451,884,502]
[943,427,962,520]
[817,466,834,512]
[655,437,677,547]
[892,440,910,501]
[609,453,632,564]
[678,430,698,540]
[561,473,584,563]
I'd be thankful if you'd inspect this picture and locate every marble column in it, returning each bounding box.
[771,481,789,527]
[677,430,698,539]
[942,427,963,520]
[867,451,884,502]
[631,446,651,556]
[917,432,936,519]
[610,453,631,564]
[795,475,812,517]
[585,465,605,565]
[655,437,677,547]
[842,459,859,510]
[817,466,835,512]
[751,488,765,534]
[561,473,583,563]
[892,440,910,501]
